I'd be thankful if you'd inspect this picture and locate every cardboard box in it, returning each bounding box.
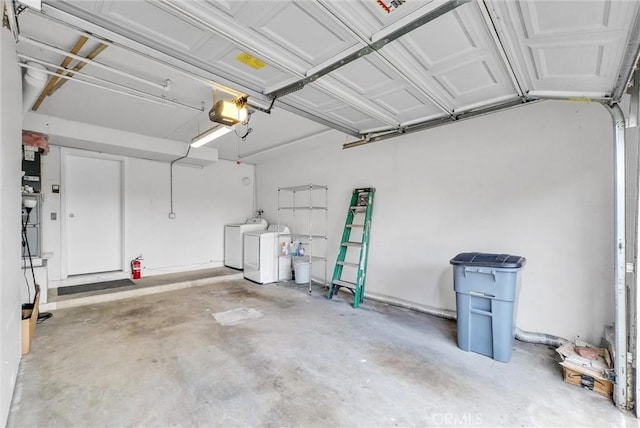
[556,340,613,399]
[562,366,613,398]
[21,290,40,355]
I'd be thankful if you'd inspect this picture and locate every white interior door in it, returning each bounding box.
[64,153,123,276]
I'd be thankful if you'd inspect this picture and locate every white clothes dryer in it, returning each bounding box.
[224,218,267,269]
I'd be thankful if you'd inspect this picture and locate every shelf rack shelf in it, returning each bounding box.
[277,184,328,293]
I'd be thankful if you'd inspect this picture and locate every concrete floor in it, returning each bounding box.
[8,278,635,427]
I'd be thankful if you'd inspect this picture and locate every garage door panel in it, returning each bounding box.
[21,0,640,142]
[195,43,295,90]
[371,85,447,124]
[282,85,345,111]
[325,53,448,122]
[522,0,613,37]
[64,0,302,93]
[530,38,616,78]
[317,0,441,40]
[330,55,401,97]
[201,0,245,18]
[328,105,379,128]
[282,84,389,132]
[249,2,360,67]
[97,0,211,54]
[395,6,479,68]
[488,0,640,96]
[525,40,618,93]
[434,58,501,97]
[376,2,518,112]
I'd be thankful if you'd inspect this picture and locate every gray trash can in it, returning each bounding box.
[450,252,526,363]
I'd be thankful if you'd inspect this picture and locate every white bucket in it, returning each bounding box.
[293,256,310,284]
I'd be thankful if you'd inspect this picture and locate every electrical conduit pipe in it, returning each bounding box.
[365,294,567,347]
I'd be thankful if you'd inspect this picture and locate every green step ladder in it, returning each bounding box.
[327,187,375,308]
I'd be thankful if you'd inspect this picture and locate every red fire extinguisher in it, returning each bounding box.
[131,256,143,280]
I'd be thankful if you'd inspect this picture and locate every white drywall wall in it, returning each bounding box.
[256,100,614,344]
[41,146,255,284]
[0,28,23,426]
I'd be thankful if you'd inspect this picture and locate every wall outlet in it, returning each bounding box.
[168,212,176,219]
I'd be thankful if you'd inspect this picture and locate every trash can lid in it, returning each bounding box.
[450,252,526,268]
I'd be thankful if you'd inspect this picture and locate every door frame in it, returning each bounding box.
[60,148,126,279]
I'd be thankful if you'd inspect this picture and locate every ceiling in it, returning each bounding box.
[12,0,640,161]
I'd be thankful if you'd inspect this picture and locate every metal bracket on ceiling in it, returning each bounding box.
[246,96,276,115]
[266,0,471,99]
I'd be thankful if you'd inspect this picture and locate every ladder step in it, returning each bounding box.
[346,224,364,228]
[341,241,362,247]
[332,279,356,289]
[350,206,367,212]
[337,261,359,268]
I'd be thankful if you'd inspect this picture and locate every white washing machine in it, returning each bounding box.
[224,218,268,269]
[243,225,290,284]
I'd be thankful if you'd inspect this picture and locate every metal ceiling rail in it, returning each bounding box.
[267,0,471,99]
[343,96,535,149]
[18,58,203,112]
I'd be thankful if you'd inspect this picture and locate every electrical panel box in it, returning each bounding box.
[22,145,41,193]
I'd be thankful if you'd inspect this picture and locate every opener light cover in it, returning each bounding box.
[209,100,248,126]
